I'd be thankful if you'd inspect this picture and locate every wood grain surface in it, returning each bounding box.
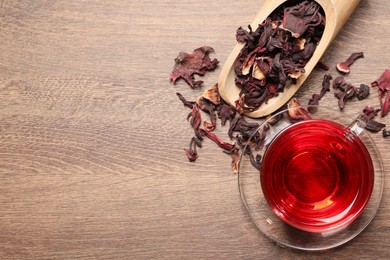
[0,0,389,259]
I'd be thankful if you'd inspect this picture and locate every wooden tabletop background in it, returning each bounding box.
[0,0,389,259]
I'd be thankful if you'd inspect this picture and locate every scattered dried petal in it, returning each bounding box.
[371,69,390,117]
[236,26,254,43]
[365,120,386,133]
[356,84,370,100]
[363,105,381,120]
[308,93,321,106]
[308,74,332,108]
[217,103,236,125]
[228,116,260,139]
[202,83,221,105]
[382,129,390,138]
[176,92,195,109]
[244,146,261,170]
[224,148,241,174]
[199,129,236,151]
[170,46,219,88]
[282,0,323,38]
[184,137,200,162]
[287,98,311,122]
[336,52,364,74]
[187,104,202,130]
[266,112,283,126]
[335,92,347,110]
[332,76,353,92]
[332,76,357,110]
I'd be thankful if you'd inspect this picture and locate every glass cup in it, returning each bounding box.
[238,105,384,250]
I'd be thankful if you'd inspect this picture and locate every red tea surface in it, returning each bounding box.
[261,119,374,233]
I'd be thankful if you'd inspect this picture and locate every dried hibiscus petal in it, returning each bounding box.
[236,26,254,43]
[228,116,260,139]
[287,98,311,122]
[196,97,217,132]
[332,76,357,110]
[281,0,323,38]
[224,148,240,174]
[244,146,261,170]
[184,137,201,162]
[382,129,390,138]
[371,69,390,117]
[335,92,347,110]
[365,120,386,133]
[202,83,221,105]
[199,129,236,151]
[332,76,353,92]
[308,74,332,107]
[336,52,364,74]
[176,92,195,109]
[187,103,202,130]
[170,46,219,88]
[217,103,236,125]
[356,84,370,100]
[363,105,381,120]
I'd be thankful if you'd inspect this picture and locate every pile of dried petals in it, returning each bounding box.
[234,0,325,113]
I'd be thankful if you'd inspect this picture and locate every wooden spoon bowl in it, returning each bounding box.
[218,0,361,118]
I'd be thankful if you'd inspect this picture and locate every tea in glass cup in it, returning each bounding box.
[261,118,374,233]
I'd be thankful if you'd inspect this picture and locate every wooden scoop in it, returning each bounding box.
[218,0,361,118]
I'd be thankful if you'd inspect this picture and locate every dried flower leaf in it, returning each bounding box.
[309,74,332,107]
[281,0,323,38]
[332,76,357,110]
[356,84,370,100]
[287,98,311,122]
[371,69,390,117]
[332,76,353,92]
[176,92,195,109]
[382,129,390,138]
[336,52,364,74]
[365,120,386,133]
[202,83,221,105]
[363,105,381,120]
[196,97,217,132]
[170,46,219,88]
[187,103,202,131]
[217,103,236,126]
[236,25,254,43]
[184,137,201,162]
[199,129,236,151]
[224,148,241,174]
[246,147,261,170]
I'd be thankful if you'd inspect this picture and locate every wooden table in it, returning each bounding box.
[0,0,389,258]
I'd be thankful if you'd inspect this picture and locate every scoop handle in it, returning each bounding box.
[322,0,361,41]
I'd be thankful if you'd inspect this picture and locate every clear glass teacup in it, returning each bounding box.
[238,105,384,250]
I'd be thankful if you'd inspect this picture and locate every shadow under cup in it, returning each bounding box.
[238,106,384,250]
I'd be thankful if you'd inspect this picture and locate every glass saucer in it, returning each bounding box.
[238,105,384,250]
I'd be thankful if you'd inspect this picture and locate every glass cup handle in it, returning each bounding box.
[348,113,368,136]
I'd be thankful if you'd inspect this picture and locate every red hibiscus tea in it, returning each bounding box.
[261,119,374,233]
